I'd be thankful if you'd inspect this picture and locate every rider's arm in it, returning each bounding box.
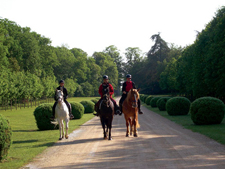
[64,87,68,100]
[122,82,126,94]
[99,85,103,96]
[132,82,137,89]
[109,84,114,96]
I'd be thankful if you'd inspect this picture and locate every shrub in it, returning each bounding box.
[0,114,12,161]
[150,97,161,107]
[166,97,191,115]
[143,95,149,103]
[33,103,57,130]
[80,101,95,113]
[157,97,171,111]
[71,102,85,119]
[190,97,225,125]
[145,96,154,105]
[91,99,98,104]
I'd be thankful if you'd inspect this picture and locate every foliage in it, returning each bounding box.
[33,103,57,130]
[190,97,225,125]
[166,97,191,116]
[0,114,12,161]
[142,95,149,103]
[150,97,161,107]
[145,96,153,105]
[157,97,171,111]
[80,101,95,113]
[70,102,84,119]
[91,99,98,104]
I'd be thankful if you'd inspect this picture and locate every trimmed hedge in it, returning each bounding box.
[91,99,99,104]
[0,114,12,161]
[145,96,154,105]
[33,103,57,130]
[190,97,225,125]
[71,102,85,119]
[143,95,149,103]
[150,97,161,107]
[166,97,191,116]
[157,97,171,111]
[80,101,95,113]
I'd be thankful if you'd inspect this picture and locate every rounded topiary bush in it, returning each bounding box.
[166,97,191,115]
[33,103,57,130]
[71,102,85,119]
[150,97,161,107]
[143,95,149,103]
[190,97,225,125]
[80,101,95,113]
[0,114,12,161]
[145,96,154,105]
[157,97,171,111]
[91,99,98,104]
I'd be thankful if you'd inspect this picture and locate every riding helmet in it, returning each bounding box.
[59,80,65,84]
[126,74,132,78]
[103,75,109,79]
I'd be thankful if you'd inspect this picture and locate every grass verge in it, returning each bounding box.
[142,102,225,145]
[0,97,97,169]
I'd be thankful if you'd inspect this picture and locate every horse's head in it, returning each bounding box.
[56,90,64,103]
[102,84,110,105]
[127,88,140,108]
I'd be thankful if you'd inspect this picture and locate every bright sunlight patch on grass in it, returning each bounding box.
[0,97,97,169]
[142,102,225,145]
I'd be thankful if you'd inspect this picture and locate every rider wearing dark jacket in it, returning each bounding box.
[119,74,143,114]
[94,75,121,116]
[51,80,74,120]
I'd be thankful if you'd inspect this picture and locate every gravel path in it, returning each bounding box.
[24,99,225,169]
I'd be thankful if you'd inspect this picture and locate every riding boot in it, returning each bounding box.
[114,103,121,115]
[138,99,143,114]
[119,102,123,116]
[68,106,74,119]
[50,102,57,120]
[93,104,100,116]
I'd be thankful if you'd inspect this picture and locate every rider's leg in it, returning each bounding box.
[65,100,74,119]
[94,99,102,116]
[138,99,143,114]
[119,94,127,113]
[51,102,57,119]
[111,98,121,115]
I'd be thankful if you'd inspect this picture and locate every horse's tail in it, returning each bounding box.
[51,119,59,128]
[136,117,140,128]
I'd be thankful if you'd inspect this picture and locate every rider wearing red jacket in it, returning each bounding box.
[94,75,121,116]
[119,74,143,114]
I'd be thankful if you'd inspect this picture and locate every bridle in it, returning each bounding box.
[56,90,64,103]
[128,92,138,108]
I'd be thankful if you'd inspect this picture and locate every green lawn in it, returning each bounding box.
[0,97,98,169]
[142,102,225,145]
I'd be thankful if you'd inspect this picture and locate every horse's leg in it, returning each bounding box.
[58,119,62,140]
[108,118,112,140]
[65,118,69,139]
[61,120,65,138]
[129,118,133,136]
[126,117,130,137]
[134,114,138,137]
[101,117,107,139]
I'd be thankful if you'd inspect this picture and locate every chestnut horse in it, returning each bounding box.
[122,88,140,137]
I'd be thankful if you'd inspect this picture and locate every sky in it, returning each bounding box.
[0,0,224,56]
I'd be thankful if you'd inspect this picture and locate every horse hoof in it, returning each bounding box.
[65,135,69,139]
[104,137,107,140]
[108,137,112,141]
[134,134,138,137]
[59,138,62,140]
[126,134,129,137]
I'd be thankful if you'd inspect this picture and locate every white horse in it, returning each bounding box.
[55,90,70,140]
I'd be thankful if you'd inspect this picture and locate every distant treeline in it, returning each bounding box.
[1,6,224,101]
[0,18,119,101]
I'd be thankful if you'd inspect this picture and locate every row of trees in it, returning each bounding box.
[159,7,225,100]
[0,18,119,102]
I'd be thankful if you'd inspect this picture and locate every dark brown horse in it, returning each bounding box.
[122,88,140,137]
[99,84,114,140]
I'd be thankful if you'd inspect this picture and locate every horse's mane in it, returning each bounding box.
[126,89,139,102]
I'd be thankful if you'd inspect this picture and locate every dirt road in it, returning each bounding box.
[24,101,225,169]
